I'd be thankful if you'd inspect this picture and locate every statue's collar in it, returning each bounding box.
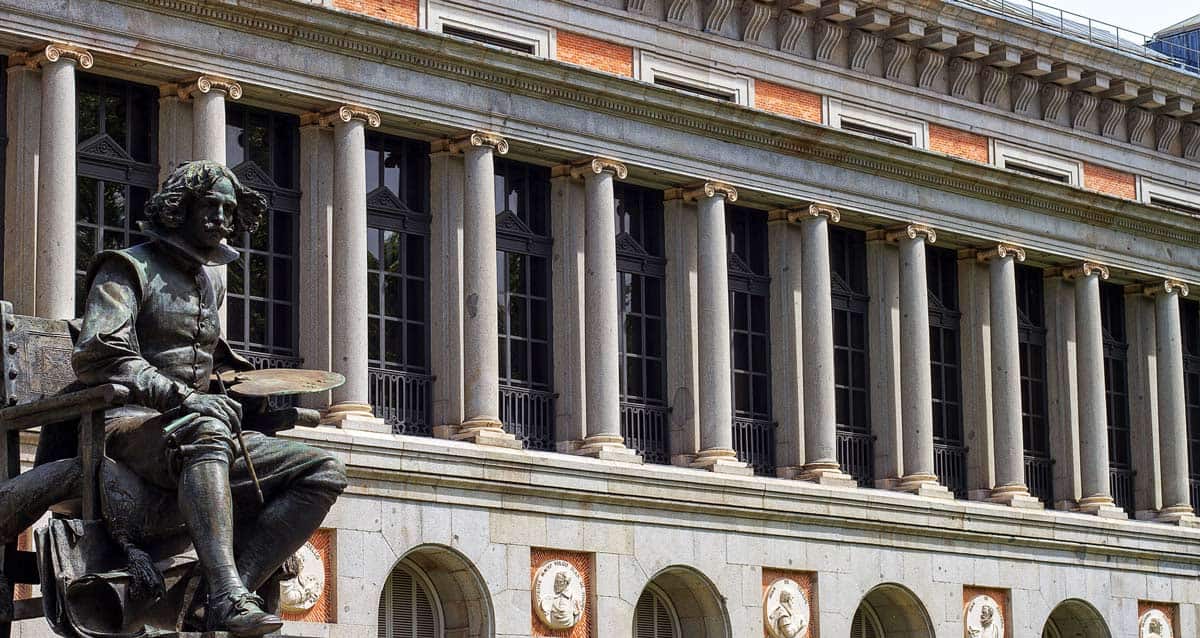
[143,228,241,267]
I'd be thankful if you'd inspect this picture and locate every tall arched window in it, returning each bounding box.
[831,227,872,486]
[494,158,555,450]
[1183,297,1200,514]
[615,183,668,464]
[727,206,773,476]
[377,562,440,638]
[224,104,301,369]
[364,134,431,435]
[1017,264,1053,506]
[927,245,965,498]
[633,585,680,638]
[1099,282,1133,515]
[74,74,158,315]
[850,602,884,638]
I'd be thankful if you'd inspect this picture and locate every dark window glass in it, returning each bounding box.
[1017,264,1053,506]
[831,227,872,486]
[495,158,554,450]
[615,184,668,464]
[927,245,965,498]
[727,206,772,475]
[74,74,158,315]
[0,55,5,295]
[365,134,432,435]
[224,105,301,367]
[1182,298,1200,513]
[652,76,737,102]
[1100,281,1133,516]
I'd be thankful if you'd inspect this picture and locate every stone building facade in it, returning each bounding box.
[3,0,1200,636]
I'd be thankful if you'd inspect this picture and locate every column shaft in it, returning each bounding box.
[4,60,41,316]
[898,234,936,484]
[767,215,803,476]
[192,90,226,162]
[800,213,837,469]
[985,247,1036,505]
[1072,267,1117,513]
[1154,284,1192,515]
[297,121,333,409]
[429,148,465,431]
[35,56,79,320]
[696,194,733,453]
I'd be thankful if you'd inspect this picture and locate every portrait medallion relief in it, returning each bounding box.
[532,559,585,630]
[279,542,325,613]
[1139,609,1173,638]
[964,594,1004,638]
[763,578,810,638]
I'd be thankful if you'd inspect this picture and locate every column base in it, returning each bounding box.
[895,473,954,499]
[987,485,1043,509]
[574,435,644,464]
[321,403,390,434]
[874,477,903,491]
[1155,506,1200,527]
[671,454,698,468]
[689,448,753,476]
[798,462,858,488]
[775,465,804,480]
[432,424,460,439]
[1074,496,1127,519]
[451,418,523,449]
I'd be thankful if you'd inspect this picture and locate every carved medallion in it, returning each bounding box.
[279,542,325,613]
[1139,609,1173,638]
[964,595,1004,638]
[763,578,810,638]
[532,559,585,630]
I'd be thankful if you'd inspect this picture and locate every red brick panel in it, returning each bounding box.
[530,548,593,638]
[332,0,419,27]
[963,586,1010,638]
[762,568,817,638]
[282,528,337,623]
[1138,601,1179,637]
[557,31,634,77]
[755,80,823,123]
[929,124,990,163]
[1083,162,1137,200]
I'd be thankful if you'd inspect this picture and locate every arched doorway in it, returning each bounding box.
[1042,599,1111,638]
[633,566,729,638]
[377,545,492,638]
[850,584,933,638]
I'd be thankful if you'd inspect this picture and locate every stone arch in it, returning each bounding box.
[636,565,730,638]
[377,544,493,638]
[1041,598,1111,638]
[850,583,934,638]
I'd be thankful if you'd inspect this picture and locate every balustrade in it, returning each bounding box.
[733,417,775,476]
[933,443,967,498]
[836,431,875,487]
[500,384,556,451]
[621,402,670,465]
[369,368,432,436]
[1024,455,1054,506]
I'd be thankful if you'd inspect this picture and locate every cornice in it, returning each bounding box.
[68,0,1200,251]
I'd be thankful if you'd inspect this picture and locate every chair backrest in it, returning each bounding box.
[0,301,78,407]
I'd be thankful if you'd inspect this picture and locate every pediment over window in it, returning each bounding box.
[77,133,135,164]
[496,209,534,237]
[232,160,278,191]
[366,186,414,213]
[727,251,755,276]
[615,231,649,257]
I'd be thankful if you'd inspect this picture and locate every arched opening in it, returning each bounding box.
[1042,599,1111,638]
[850,584,933,638]
[634,566,729,638]
[377,545,492,638]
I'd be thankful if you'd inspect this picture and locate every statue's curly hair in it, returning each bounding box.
[143,160,268,235]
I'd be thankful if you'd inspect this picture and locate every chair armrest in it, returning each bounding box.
[0,384,129,431]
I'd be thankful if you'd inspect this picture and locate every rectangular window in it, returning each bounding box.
[427,0,553,57]
[74,74,158,316]
[1182,297,1200,514]
[365,134,431,436]
[1017,264,1053,506]
[927,245,965,498]
[830,227,873,487]
[727,206,773,475]
[637,52,752,106]
[495,158,555,450]
[615,183,669,464]
[1100,281,1134,516]
[1140,178,1200,218]
[828,99,928,148]
[992,140,1081,186]
[651,76,737,102]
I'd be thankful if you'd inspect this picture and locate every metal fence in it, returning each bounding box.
[621,402,670,465]
[1111,467,1136,516]
[1024,455,1054,507]
[500,385,556,451]
[733,417,775,476]
[1192,478,1200,517]
[368,368,432,436]
[837,430,875,487]
[934,443,967,498]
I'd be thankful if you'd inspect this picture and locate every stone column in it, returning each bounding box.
[321,106,387,432]
[687,182,750,475]
[4,54,42,316]
[979,244,1041,508]
[450,132,520,448]
[889,224,950,498]
[957,250,995,501]
[796,204,855,487]
[1045,274,1082,509]
[1064,262,1124,518]
[549,165,587,451]
[1148,279,1198,525]
[767,210,804,478]
[573,158,641,463]
[866,234,904,488]
[297,115,334,409]
[429,142,466,434]
[157,84,194,185]
[178,75,241,162]
[663,192,700,465]
[33,44,92,320]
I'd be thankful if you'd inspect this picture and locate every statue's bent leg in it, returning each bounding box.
[173,417,282,637]
[0,458,81,544]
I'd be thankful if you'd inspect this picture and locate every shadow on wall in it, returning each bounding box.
[1042,598,1112,638]
[852,583,934,638]
[634,565,731,638]
[376,544,493,638]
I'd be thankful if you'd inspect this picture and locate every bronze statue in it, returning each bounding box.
[0,160,347,637]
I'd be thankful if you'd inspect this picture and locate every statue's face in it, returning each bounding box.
[981,605,993,626]
[184,177,237,250]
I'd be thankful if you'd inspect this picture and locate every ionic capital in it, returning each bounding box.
[976,243,1026,263]
[320,105,382,128]
[1061,261,1110,281]
[776,202,841,224]
[27,44,93,70]
[448,131,509,155]
[1144,278,1190,298]
[679,181,738,203]
[569,157,628,180]
[177,74,243,101]
[885,223,936,244]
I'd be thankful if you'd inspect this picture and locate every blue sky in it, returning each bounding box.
[1033,0,1196,37]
